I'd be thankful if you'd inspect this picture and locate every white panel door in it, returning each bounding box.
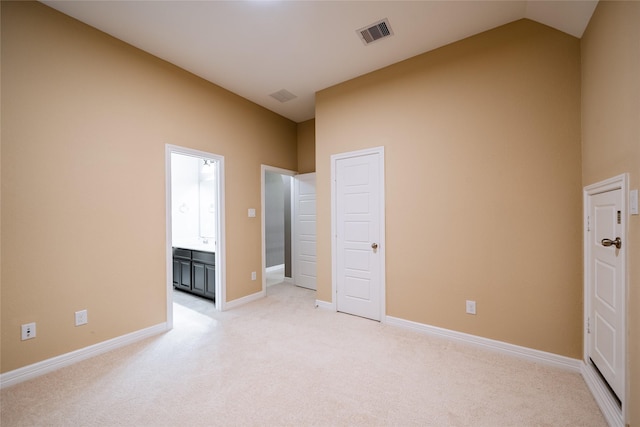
[335,152,382,321]
[588,188,624,399]
[294,173,316,290]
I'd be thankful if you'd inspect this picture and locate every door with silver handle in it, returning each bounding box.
[601,237,622,249]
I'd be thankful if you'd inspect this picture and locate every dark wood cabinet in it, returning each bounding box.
[172,248,192,292]
[192,262,206,295]
[179,260,191,291]
[204,264,216,299]
[172,248,215,301]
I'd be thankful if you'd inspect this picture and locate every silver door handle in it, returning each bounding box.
[371,243,378,250]
[601,237,622,249]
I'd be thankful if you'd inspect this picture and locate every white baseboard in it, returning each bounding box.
[386,315,623,424]
[581,362,623,427]
[315,299,334,310]
[384,316,581,372]
[0,322,168,389]
[224,290,264,310]
[266,264,284,273]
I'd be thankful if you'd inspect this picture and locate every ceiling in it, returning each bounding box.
[42,1,598,123]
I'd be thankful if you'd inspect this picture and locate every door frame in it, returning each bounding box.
[165,144,226,328]
[582,173,628,426]
[331,146,386,318]
[260,165,297,295]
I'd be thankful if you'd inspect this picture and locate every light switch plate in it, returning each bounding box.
[248,208,256,218]
[75,310,88,326]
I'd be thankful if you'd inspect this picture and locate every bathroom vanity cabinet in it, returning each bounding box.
[172,247,215,301]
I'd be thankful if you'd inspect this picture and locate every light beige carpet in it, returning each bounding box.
[1,283,606,426]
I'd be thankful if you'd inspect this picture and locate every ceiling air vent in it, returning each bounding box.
[269,89,297,103]
[357,18,393,45]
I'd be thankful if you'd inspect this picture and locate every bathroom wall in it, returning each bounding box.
[170,153,216,252]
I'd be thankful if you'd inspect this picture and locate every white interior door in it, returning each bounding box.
[588,188,624,400]
[334,150,384,321]
[294,173,316,290]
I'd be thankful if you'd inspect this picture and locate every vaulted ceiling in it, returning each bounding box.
[42,1,598,123]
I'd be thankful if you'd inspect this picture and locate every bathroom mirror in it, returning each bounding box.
[199,160,217,241]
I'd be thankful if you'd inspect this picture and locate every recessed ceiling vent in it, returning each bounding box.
[270,89,297,103]
[357,18,393,45]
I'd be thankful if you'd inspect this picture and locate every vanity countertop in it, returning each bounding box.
[172,243,215,253]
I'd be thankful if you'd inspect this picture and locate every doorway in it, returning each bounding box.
[261,166,296,293]
[583,173,628,425]
[166,145,225,328]
[331,147,386,321]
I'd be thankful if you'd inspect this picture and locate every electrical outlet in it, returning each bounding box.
[75,309,88,326]
[21,322,36,340]
[251,271,257,281]
[466,300,477,315]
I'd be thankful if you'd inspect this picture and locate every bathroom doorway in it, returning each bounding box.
[166,145,225,328]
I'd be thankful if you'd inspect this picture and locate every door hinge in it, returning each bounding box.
[587,317,591,334]
[587,215,590,232]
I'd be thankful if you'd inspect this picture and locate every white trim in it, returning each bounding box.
[315,300,334,310]
[331,146,386,321]
[261,165,297,297]
[224,290,265,310]
[266,264,285,273]
[0,323,167,389]
[165,149,174,329]
[385,316,581,372]
[166,145,226,316]
[582,363,624,427]
[583,173,628,425]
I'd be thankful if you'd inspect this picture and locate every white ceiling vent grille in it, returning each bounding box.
[269,89,297,103]
[357,18,393,45]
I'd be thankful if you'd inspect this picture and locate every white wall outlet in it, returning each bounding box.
[466,300,477,315]
[75,309,88,326]
[251,271,257,281]
[248,208,256,218]
[21,322,36,340]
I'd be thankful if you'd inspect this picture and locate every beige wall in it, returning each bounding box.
[316,19,583,357]
[296,119,316,173]
[581,1,640,424]
[0,2,297,373]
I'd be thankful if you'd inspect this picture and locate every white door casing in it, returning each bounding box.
[294,173,317,290]
[332,147,385,321]
[165,144,226,324]
[588,188,625,398]
[584,173,628,422]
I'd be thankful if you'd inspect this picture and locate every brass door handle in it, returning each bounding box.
[601,237,622,249]
[371,243,378,250]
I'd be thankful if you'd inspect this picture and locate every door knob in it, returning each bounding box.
[601,237,622,249]
[371,243,378,250]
